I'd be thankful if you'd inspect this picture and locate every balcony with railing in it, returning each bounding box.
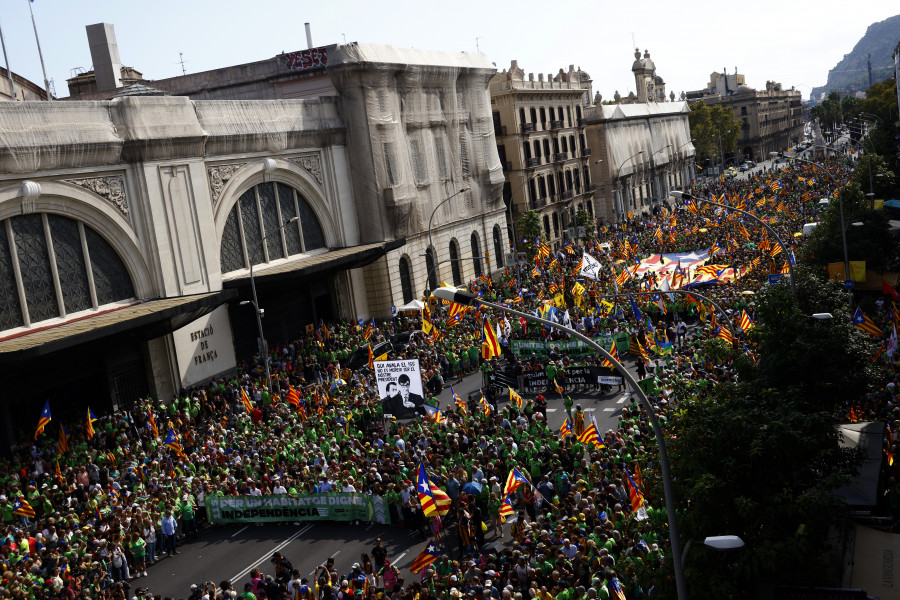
[550,120,564,130]
[531,196,547,209]
[520,122,535,133]
[577,117,587,127]
[561,189,574,200]
[553,152,568,162]
[585,182,597,193]
[525,157,541,168]
[581,147,592,157]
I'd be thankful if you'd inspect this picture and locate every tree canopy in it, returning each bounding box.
[688,101,742,166]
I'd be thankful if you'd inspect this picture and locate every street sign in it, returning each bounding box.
[843,279,854,290]
[768,274,783,286]
[505,252,517,267]
[516,252,527,266]
[390,305,397,316]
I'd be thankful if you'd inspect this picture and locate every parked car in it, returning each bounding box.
[739,162,750,172]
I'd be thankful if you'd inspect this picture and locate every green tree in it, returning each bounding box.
[851,153,896,199]
[800,183,894,273]
[516,210,542,261]
[745,265,882,408]
[645,269,870,598]
[688,101,742,168]
[574,208,595,241]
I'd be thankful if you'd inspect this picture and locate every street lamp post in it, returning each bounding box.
[669,190,797,299]
[240,216,299,397]
[432,286,689,600]
[425,188,470,295]
[615,151,645,221]
[650,144,673,204]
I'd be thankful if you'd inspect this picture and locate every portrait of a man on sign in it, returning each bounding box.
[375,359,425,419]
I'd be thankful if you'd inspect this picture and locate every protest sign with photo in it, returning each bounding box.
[374,359,425,419]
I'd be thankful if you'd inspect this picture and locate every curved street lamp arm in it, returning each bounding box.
[670,191,796,299]
[433,286,688,600]
[595,289,739,345]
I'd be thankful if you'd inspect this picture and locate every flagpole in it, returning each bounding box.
[0,19,16,100]
[27,0,52,100]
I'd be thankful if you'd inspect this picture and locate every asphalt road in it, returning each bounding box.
[137,364,637,598]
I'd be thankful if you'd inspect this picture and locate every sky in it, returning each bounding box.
[1,0,898,101]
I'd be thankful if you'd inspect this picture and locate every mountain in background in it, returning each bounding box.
[810,14,900,101]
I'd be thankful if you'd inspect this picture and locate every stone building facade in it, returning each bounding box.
[490,61,596,250]
[0,40,505,445]
[687,71,804,162]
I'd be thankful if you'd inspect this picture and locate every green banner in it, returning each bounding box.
[510,333,630,358]
[205,493,389,524]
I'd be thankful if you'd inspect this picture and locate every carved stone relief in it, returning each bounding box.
[63,175,128,216]
[207,163,247,208]
[286,154,323,184]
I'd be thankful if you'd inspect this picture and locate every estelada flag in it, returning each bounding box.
[560,418,573,438]
[58,424,68,453]
[13,496,35,518]
[147,409,159,439]
[286,385,301,407]
[408,542,439,574]
[367,344,374,370]
[164,428,186,458]
[86,407,98,438]
[498,494,515,523]
[624,469,645,514]
[601,341,620,369]
[739,310,754,331]
[577,415,603,448]
[34,400,51,439]
[416,463,450,517]
[503,467,531,497]
[241,387,254,414]
[852,307,884,337]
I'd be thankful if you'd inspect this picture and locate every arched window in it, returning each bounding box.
[449,239,462,286]
[425,246,438,292]
[220,182,325,274]
[493,225,503,268]
[543,215,551,238]
[0,213,135,331]
[398,255,413,303]
[470,233,482,276]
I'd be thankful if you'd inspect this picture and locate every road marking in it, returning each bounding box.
[393,551,407,565]
[603,408,615,412]
[331,550,341,558]
[227,524,314,587]
[616,398,626,404]
[364,523,375,531]
[231,526,249,538]
[545,408,557,412]
[309,548,343,576]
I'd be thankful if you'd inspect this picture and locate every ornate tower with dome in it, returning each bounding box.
[631,49,667,103]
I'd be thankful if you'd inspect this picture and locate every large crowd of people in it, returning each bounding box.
[2,153,899,600]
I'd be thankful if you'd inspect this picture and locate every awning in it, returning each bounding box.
[222,239,406,287]
[0,290,236,362]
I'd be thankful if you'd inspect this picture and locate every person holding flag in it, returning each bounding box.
[416,463,451,517]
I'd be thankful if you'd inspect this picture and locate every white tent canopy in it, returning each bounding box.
[396,300,425,312]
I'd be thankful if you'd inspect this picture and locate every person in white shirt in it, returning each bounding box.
[273,479,287,495]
